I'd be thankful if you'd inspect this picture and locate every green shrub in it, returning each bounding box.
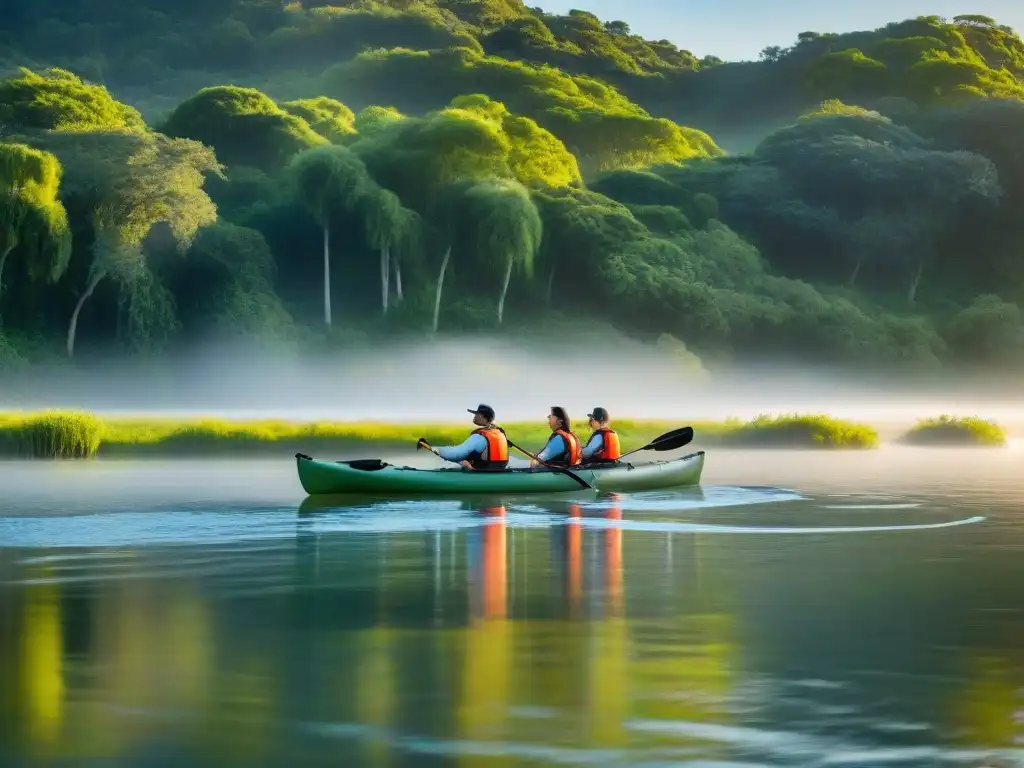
[900,415,1007,446]
[717,413,879,449]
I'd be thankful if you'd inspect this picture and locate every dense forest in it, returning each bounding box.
[1,2,1023,374]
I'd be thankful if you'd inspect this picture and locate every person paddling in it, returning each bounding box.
[581,407,621,464]
[531,406,582,468]
[418,404,509,470]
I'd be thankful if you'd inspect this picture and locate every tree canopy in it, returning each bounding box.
[0,4,1022,375]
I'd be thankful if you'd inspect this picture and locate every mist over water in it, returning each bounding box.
[1,334,1022,432]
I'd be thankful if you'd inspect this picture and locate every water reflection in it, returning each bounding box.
[1,489,1022,766]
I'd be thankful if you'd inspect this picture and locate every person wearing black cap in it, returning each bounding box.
[532,406,582,468]
[581,407,621,463]
[417,404,509,470]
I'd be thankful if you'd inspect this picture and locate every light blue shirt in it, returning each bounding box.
[436,433,488,462]
[581,432,604,460]
[536,434,567,462]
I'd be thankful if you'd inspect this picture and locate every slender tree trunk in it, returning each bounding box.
[67,272,103,358]
[393,251,403,303]
[545,263,556,308]
[497,258,513,324]
[380,246,392,315]
[0,244,13,301]
[907,258,924,303]
[323,225,332,327]
[848,257,862,286]
[432,246,451,334]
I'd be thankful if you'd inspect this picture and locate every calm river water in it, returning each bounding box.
[1,447,1022,767]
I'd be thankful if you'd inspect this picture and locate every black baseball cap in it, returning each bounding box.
[587,407,609,422]
[468,404,495,421]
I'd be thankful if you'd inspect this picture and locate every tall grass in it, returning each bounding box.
[900,416,1007,447]
[0,411,104,458]
[0,410,888,459]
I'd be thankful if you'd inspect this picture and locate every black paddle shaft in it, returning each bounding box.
[505,439,593,491]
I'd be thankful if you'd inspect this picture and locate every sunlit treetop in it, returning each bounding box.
[280,97,357,142]
[159,85,327,171]
[0,68,146,132]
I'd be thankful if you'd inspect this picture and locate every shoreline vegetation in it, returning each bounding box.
[0,410,1007,459]
[900,415,1009,447]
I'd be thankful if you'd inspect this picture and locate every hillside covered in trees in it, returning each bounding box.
[1,2,1023,375]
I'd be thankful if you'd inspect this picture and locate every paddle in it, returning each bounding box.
[504,438,594,491]
[418,436,594,491]
[618,426,694,460]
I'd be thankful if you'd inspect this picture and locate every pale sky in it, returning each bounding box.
[538,0,1024,61]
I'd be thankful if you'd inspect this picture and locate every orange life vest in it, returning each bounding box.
[546,429,581,467]
[469,426,509,470]
[591,428,621,461]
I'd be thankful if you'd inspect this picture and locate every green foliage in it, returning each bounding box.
[0,4,1023,374]
[900,415,1007,446]
[287,144,373,228]
[159,85,326,171]
[943,295,1024,364]
[281,96,357,141]
[325,46,721,171]
[30,128,219,355]
[0,68,145,132]
[460,177,541,317]
[0,411,103,458]
[719,414,880,449]
[450,94,582,186]
[0,332,29,373]
[0,142,72,295]
[213,283,296,343]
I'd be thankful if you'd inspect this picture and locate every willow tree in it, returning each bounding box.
[352,104,512,215]
[287,145,373,326]
[460,179,541,323]
[428,179,473,333]
[354,186,420,314]
[0,143,71,303]
[35,129,219,356]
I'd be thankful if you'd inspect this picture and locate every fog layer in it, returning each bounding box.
[2,334,1021,434]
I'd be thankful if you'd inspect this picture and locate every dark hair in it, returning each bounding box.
[550,406,570,431]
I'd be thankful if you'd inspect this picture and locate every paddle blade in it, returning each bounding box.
[646,426,694,452]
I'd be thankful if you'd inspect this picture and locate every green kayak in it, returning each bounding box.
[295,451,705,495]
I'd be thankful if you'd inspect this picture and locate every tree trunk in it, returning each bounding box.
[323,225,332,327]
[380,246,391,315]
[432,246,451,334]
[545,263,556,307]
[0,243,13,300]
[848,256,861,286]
[907,258,924,303]
[67,272,103,358]
[497,258,513,324]
[393,251,403,303]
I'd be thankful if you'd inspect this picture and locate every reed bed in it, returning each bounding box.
[0,411,104,458]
